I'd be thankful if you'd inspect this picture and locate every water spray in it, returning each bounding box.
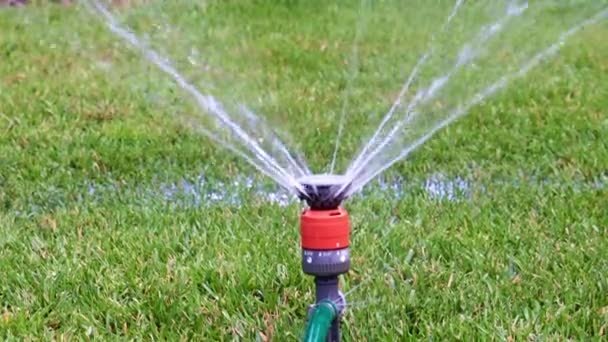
[297,175,351,342]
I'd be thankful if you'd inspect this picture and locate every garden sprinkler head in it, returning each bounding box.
[299,207,351,276]
[296,174,351,276]
[296,174,352,341]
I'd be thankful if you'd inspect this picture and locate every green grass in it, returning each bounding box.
[1,1,607,340]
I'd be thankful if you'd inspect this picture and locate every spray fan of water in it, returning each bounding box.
[86,0,607,206]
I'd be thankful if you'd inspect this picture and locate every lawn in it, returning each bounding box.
[1,0,607,340]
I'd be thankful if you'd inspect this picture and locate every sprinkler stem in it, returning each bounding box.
[313,276,344,341]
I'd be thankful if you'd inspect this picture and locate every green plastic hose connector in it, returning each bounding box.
[303,300,339,342]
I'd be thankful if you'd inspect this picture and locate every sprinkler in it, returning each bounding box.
[297,175,351,342]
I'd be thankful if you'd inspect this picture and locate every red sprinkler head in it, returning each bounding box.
[300,208,351,277]
[297,175,352,277]
[300,208,350,250]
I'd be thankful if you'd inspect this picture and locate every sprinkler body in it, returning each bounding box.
[298,175,351,342]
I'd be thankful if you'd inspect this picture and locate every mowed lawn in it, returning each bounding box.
[1,1,607,340]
